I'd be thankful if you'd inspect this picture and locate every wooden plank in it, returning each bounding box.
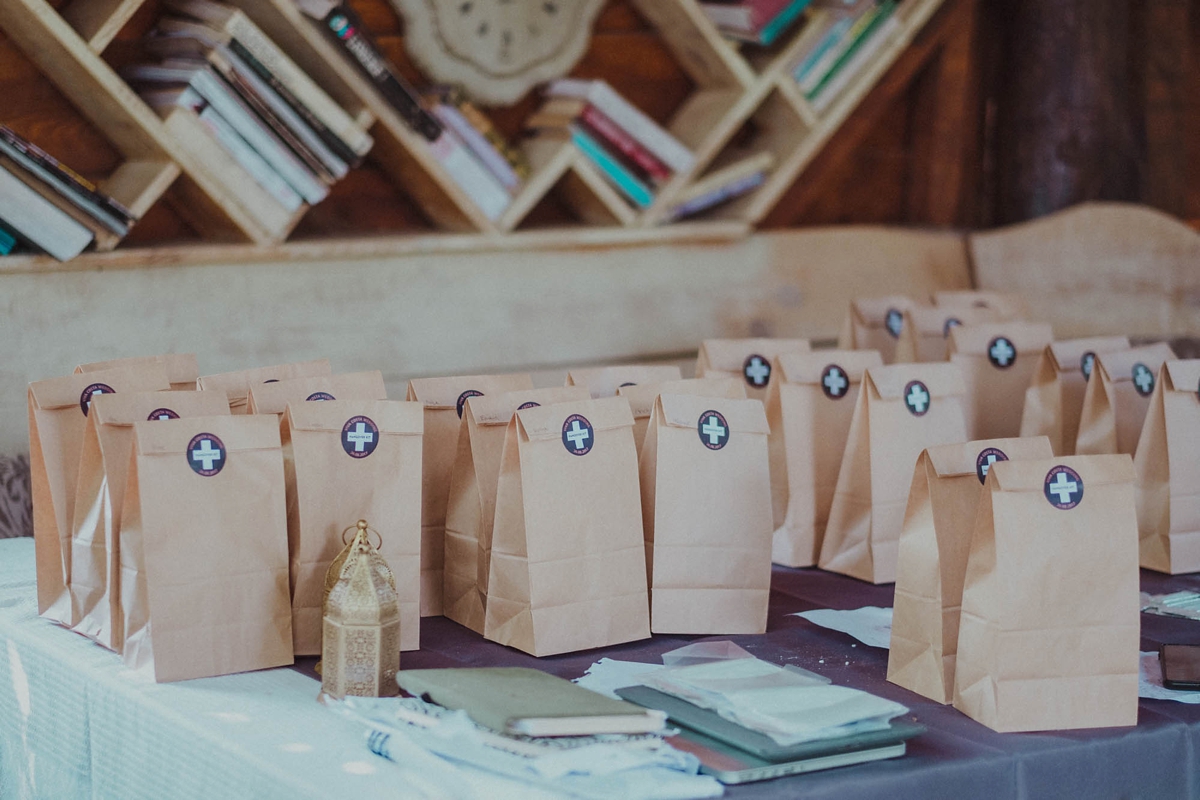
[625,0,755,89]
[496,139,576,232]
[559,156,639,227]
[59,0,147,53]
[98,159,180,218]
[969,202,1200,338]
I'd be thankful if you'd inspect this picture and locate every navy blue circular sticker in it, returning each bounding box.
[456,390,483,419]
[187,433,226,477]
[885,308,904,339]
[80,383,115,416]
[619,382,637,388]
[698,410,730,450]
[562,414,594,456]
[147,408,179,421]
[341,415,379,459]
[1132,362,1155,397]
[743,354,771,388]
[1044,465,1084,510]
[943,317,962,337]
[306,392,335,401]
[975,447,1008,485]
[988,336,1017,369]
[517,401,541,411]
[1081,351,1096,381]
[903,380,931,417]
[821,364,849,400]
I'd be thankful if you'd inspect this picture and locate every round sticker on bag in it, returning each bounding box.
[903,380,931,417]
[975,447,1007,484]
[306,392,335,401]
[1044,465,1084,510]
[187,433,226,477]
[885,308,904,339]
[697,410,730,450]
[987,336,1017,369]
[517,401,540,410]
[743,355,771,388]
[943,317,962,337]
[147,408,179,421]
[80,383,115,416]
[821,364,849,399]
[457,390,483,418]
[1081,351,1096,380]
[341,415,379,459]
[562,414,593,456]
[1132,363,1155,397]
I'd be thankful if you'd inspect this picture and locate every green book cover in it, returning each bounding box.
[0,220,16,255]
[757,0,816,46]
[397,667,661,736]
[805,1,896,100]
[569,125,655,209]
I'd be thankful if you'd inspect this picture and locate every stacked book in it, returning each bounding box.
[123,0,374,235]
[525,79,696,212]
[0,126,136,261]
[790,0,901,113]
[664,150,774,222]
[700,0,814,46]
[295,0,523,222]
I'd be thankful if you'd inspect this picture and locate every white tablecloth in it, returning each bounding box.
[0,538,446,800]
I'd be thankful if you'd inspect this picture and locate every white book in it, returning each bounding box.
[546,79,695,173]
[431,104,520,192]
[196,105,304,212]
[0,166,93,260]
[810,15,900,112]
[428,132,510,221]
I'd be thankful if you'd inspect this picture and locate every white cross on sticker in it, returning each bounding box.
[701,415,726,445]
[824,367,847,397]
[745,356,770,386]
[1134,364,1154,395]
[905,382,930,415]
[346,422,374,452]
[1048,471,1078,503]
[192,439,220,470]
[989,338,1015,367]
[566,420,590,449]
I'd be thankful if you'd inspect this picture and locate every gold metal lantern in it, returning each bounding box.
[320,520,401,699]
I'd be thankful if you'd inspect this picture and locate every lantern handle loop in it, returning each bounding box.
[341,519,383,550]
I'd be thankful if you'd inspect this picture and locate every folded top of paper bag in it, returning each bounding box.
[77,354,199,389]
[926,436,1053,479]
[932,290,1030,319]
[949,321,1054,356]
[29,365,171,410]
[1048,336,1131,374]
[198,359,332,411]
[1165,359,1200,390]
[1095,343,1177,384]
[567,365,684,399]
[850,296,915,326]
[407,373,535,409]
[656,393,769,434]
[777,350,882,386]
[468,386,591,425]
[987,453,1134,493]
[246,370,386,414]
[285,398,423,434]
[516,396,633,440]
[618,378,744,419]
[89,390,231,427]
[699,339,811,372]
[866,362,965,400]
[905,305,999,336]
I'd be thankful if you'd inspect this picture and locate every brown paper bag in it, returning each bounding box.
[246,370,387,415]
[70,390,231,649]
[954,455,1139,732]
[1076,343,1176,456]
[442,385,589,633]
[484,396,649,656]
[406,373,534,616]
[932,290,1030,320]
[1135,360,1200,574]
[120,414,293,682]
[837,296,916,365]
[894,306,1000,364]
[767,350,883,568]
[948,322,1054,441]
[888,436,1053,703]
[197,359,332,414]
[566,364,684,398]
[28,365,171,620]
[1019,336,1131,456]
[77,354,200,391]
[695,338,812,400]
[283,399,423,654]
[641,394,772,634]
[818,362,968,584]
[619,378,746,456]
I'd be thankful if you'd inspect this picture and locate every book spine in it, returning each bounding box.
[807,2,895,102]
[0,220,17,255]
[798,5,881,94]
[224,40,360,169]
[318,4,442,142]
[195,106,304,212]
[792,17,851,84]
[0,126,134,225]
[580,104,673,183]
[454,100,530,178]
[428,132,510,221]
[699,3,754,32]
[810,13,899,111]
[568,125,654,209]
[667,171,764,221]
[756,0,813,46]
[0,166,93,260]
[430,105,520,192]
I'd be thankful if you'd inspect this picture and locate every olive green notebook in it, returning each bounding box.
[396,667,667,737]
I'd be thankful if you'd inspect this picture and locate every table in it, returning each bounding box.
[3,536,1200,799]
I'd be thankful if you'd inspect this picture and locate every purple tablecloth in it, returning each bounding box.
[380,566,1200,799]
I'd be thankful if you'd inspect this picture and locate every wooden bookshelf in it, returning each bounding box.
[0,0,947,252]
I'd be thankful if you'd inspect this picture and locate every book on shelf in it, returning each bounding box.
[795,0,888,96]
[546,79,695,175]
[665,150,774,221]
[704,0,814,46]
[568,125,655,209]
[0,222,16,256]
[807,1,898,110]
[126,61,329,205]
[0,126,134,234]
[0,166,93,261]
[427,132,511,222]
[450,95,531,181]
[0,154,121,250]
[162,0,373,159]
[147,28,350,180]
[146,86,307,228]
[526,98,673,185]
[430,103,522,194]
[293,0,443,142]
